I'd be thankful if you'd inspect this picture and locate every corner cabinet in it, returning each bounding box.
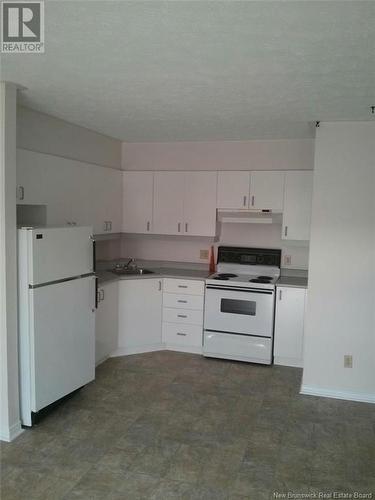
[95,281,119,366]
[282,171,313,241]
[274,286,307,368]
[117,278,163,355]
[122,171,154,234]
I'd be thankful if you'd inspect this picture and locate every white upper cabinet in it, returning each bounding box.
[282,171,313,240]
[249,171,285,211]
[184,172,217,236]
[122,171,153,234]
[217,171,250,209]
[87,165,122,234]
[17,149,122,234]
[153,172,185,235]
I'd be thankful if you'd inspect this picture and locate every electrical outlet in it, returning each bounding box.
[344,355,353,368]
[200,249,209,260]
[284,254,292,266]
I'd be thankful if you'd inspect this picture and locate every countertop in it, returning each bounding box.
[276,276,308,289]
[96,266,210,284]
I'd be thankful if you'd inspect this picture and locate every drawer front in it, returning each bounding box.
[163,322,203,347]
[163,278,204,296]
[163,293,203,311]
[163,307,203,326]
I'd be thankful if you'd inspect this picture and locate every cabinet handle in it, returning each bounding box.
[251,195,255,206]
[284,226,288,237]
[178,285,188,288]
[147,221,150,231]
[158,280,162,291]
[104,221,107,232]
[177,300,187,303]
[177,314,187,318]
[279,289,282,300]
[178,222,181,233]
[100,289,105,301]
[18,186,25,201]
[243,195,247,207]
[177,332,187,336]
[185,222,188,233]
[109,221,112,231]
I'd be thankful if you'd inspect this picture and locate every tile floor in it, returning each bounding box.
[1,351,374,499]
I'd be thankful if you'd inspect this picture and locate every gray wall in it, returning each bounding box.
[17,106,122,170]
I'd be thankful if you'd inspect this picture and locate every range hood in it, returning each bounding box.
[217,209,281,225]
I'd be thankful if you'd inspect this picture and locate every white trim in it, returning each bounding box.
[0,421,23,442]
[274,356,303,368]
[300,385,375,404]
[165,345,203,355]
[110,344,164,357]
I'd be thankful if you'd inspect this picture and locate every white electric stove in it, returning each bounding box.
[203,246,281,364]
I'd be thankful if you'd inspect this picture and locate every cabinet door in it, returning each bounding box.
[184,172,217,236]
[95,281,119,365]
[17,149,49,205]
[153,172,185,235]
[118,279,162,352]
[122,171,153,234]
[274,286,306,367]
[250,171,285,211]
[282,171,313,240]
[217,171,250,209]
[89,166,123,235]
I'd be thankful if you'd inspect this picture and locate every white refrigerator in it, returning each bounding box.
[18,226,96,426]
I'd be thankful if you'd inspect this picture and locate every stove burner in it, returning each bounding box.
[250,278,273,284]
[257,276,273,280]
[215,273,238,279]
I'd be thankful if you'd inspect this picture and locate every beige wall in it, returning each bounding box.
[17,106,122,170]
[302,122,375,402]
[122,139,314,171]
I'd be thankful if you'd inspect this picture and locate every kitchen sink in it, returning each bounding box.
[109,267,155,276]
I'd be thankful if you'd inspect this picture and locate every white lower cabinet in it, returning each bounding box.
[117,279,163,355]
[162,279,204,353]
[273,286,307,368]
[95,281,119,366]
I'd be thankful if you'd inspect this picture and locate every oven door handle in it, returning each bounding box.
[205,285,274,295]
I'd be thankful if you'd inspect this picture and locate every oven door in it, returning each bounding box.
[204,284,274,337]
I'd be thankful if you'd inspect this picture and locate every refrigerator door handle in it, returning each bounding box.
[91,237,96,272]
[95,277,99,309]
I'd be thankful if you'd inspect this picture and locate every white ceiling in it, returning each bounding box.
[2,1,375,142]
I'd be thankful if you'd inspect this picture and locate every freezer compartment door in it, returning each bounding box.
[29,276,95,412]
[203,330,272,364]
[27,226,93,285]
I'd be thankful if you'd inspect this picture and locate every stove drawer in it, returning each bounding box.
[163,293,203,311]
[163,307,203,326]
[163,322,203,347]
[203,330,272,364]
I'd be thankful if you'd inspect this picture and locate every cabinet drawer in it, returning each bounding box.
[163,278,204,296]
[163,322,203,347]
[163,307,203,325]
[163,293,203,311]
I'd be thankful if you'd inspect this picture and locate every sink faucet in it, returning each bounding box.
[124,258,136,269]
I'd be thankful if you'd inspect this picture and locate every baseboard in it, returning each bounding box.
[274,356,303,368]
[0,420,24,442]
[111,344,164,357]
[165,345,203,355]
[300,385,375,404]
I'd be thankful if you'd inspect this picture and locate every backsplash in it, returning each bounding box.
[98,222,310,270]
